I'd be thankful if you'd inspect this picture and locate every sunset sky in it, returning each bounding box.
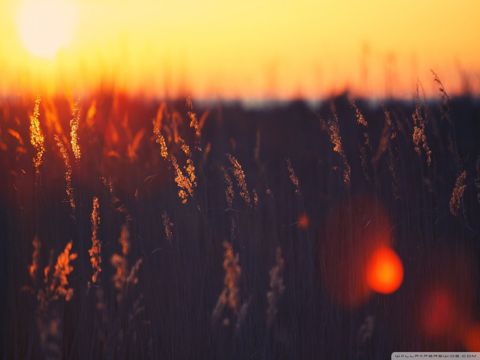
[0,0,479,99]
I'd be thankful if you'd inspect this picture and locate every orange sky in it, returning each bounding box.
[0,0,479,99]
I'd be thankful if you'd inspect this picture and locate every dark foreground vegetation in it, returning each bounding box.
[0,88,480,359]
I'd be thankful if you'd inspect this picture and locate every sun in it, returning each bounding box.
[16,0,77,59]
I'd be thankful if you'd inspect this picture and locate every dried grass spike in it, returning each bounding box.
[450,170,467,216]
[70,103,81,161]
[286,159,300,194]
[29,236,41,281]
[29,96,45,174]
[266,247,286,327]
[54,135,75,210]
[227,154,251,205]
[89,197,102,283]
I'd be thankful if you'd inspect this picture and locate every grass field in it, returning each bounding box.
[1,87,479,359]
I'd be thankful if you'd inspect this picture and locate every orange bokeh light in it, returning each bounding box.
[297,213,309,230]
[320,196,396,307]
[416,248,476,344]
[464,324,480,351]
[421,288,457,338]
[366,246,403,294]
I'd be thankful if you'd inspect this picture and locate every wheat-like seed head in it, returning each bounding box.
[54,135,75,210]
[89,197,102,284]
[29,96,45,174]
[266,247,285,327]
[29,236,41,282]
[450,170,467,216]
[70,103,81,161]
[227,154,251,205]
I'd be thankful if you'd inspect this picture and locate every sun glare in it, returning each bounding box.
[16,0,77,59]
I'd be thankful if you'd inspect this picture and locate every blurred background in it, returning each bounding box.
[0,0,479,98]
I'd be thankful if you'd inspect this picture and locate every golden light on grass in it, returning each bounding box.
[16,0,77,59]
[89,196,102,284]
